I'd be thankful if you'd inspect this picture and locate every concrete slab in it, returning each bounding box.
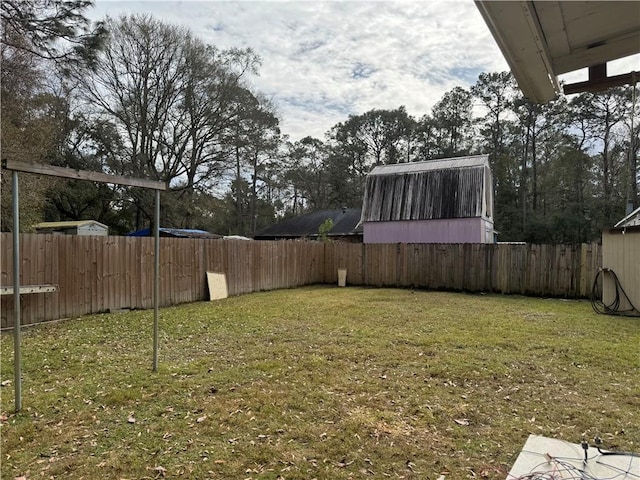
[508,435,639,479]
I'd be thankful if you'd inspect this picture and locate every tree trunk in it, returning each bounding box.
[521,111,531,232]
[235,126,243,234]
[250,152,258,234]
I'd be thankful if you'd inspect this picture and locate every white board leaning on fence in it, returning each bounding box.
[206,272,228,301]
[507,434,639,479]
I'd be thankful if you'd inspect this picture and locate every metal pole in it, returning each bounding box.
[627,74,637,215]
[12,171,21,412]
[153,190,160,371]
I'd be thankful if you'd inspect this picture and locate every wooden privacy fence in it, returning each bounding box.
[323,242,601,296]
[0,234,325,328]
[1,233,601,328]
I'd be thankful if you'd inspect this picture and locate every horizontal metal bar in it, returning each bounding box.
[563,71,639,95]
[0,285,59,295]
[2,160,167,191]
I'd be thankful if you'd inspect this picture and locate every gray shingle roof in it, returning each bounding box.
[254,209,362,239]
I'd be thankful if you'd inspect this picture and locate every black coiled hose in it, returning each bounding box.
[590,268,640,317]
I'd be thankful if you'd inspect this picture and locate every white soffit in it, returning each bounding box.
[475,1,640,103]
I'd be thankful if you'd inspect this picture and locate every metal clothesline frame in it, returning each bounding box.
[2,159,167,412]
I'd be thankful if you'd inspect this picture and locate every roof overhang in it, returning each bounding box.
[614,205,640,228]
[475,1,640,103]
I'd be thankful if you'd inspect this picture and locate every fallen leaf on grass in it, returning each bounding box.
[197,415,207,423]
[127,415,136,424]
[153,465,166,477]
[454,418,470,426]
[14,476,27,480]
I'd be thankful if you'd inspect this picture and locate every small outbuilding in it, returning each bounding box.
[33,220,109,236]
[600,207,640,315]
[361,155,494,243]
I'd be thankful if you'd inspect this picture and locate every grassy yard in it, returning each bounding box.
[1,286,639,479]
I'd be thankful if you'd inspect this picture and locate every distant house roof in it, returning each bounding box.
[614,206,640,228]
[34,220,108,230]
[128,227,222,239]
[254,209,363,240]
[361,155,493,223]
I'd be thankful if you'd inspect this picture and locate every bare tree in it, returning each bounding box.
[77,14,264,228]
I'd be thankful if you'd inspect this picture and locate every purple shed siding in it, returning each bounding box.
[363,218,494,244]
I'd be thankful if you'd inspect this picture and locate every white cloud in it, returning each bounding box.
[88,1,510,141]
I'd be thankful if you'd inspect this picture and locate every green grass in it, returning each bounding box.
[1,286,639,479]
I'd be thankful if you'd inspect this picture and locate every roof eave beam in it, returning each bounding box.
[564,68,639,95]
[2,159,167,190]
[475,1,560,103]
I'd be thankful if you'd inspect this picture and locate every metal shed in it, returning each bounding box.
[361,155,494,244]
[33,220,109,236]
[601,209,640,315]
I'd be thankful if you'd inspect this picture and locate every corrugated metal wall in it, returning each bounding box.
[602,229,640,312]
[362,167,486,222]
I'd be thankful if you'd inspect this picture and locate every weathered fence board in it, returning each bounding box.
[0,233,602,328]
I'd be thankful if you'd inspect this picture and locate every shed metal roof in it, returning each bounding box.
[614,206,640,228]
[34,220,108,230]
[368,155,489,176]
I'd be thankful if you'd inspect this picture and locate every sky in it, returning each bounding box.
[90,1,638,143]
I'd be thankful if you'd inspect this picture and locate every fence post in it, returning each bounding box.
[362,243,367,286]
[580,243,588,297]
